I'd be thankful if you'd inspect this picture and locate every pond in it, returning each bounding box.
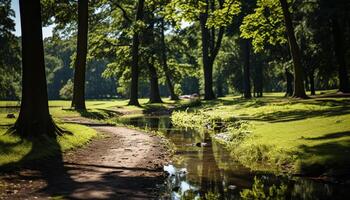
[116,115,350,200]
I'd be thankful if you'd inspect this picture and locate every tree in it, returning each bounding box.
[241,0,307,98]
[142,11,163,103]
[128,0,144,106]
[165,0,240,100]
[331,13,350,93]
[242,39,252,98]
[0,0,21,100]
[160,18,179,100]
[10,0,63,137]
[71,0,89,109]
[279,0,307,98]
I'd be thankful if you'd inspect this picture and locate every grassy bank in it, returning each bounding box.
[171,93,350,176]
[0,98,185,168]
[0,123,97,168]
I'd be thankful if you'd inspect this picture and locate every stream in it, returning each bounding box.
[117,115,350,200]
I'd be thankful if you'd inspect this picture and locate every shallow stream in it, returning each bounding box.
[117,115,350,200]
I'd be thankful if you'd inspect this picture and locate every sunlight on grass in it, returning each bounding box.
[171,94,350,175]
[0,124,97,167]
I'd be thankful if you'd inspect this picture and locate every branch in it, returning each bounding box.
[114,2,131,22]
[211,26,224,59]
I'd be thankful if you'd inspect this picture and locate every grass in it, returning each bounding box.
[171,92,350,176]
[0,123,97,167]
[0,97,187,169]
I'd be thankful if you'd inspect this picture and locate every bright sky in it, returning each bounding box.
[11,0,54,38]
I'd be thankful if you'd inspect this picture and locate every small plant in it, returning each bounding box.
[240,177,288,200]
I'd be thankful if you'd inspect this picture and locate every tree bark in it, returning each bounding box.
[143,19,162,103]
[243,40,252,99]
[279,0,307,98]
[200,12,215,100]
[13,0,61,137]
[128,0,144,106]
[148,59,162,103]
[285,69,294,97]
[160,19,178,100]
[331,15,350,93]
[71,0,88,110]
[255,64,263,97]
[309,72,315,95]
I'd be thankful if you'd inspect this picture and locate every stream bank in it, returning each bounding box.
[117,115,350,200]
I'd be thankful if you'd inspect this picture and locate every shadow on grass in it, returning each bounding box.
[297,134,350,176]
[304,131,350,140]
[0,134,164,199]
[62,108,122,120]
[245,106,350,123]
[211,97,350,123]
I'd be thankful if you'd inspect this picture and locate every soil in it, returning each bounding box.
[0,122,171,200]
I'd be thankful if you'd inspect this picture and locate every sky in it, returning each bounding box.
[11,0,54,38]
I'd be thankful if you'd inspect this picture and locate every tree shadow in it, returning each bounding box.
[297,135,350,177]
[304,131,350,140]
[0,134,165,199]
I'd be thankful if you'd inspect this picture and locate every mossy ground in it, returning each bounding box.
[171,92,350,176]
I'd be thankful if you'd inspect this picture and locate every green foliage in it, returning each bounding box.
[240,177,288,200]
[0,0,21,100]
[59,79,73,100]
[240,0,287,52]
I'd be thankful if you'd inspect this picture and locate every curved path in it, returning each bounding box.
[1,125,171,200]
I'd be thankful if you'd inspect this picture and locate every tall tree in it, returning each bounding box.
[11,0,62,136]
[242,39,252,98]
[146,31,161,103]
[165,0,240,100]
[0,0,21,100]
[160,19,179,100]
[331,14,350,93]
[241,0,307,98]
[279,0,307,98]
[199,0,224,100]
[128,0,144,106]
[71,0,89,109]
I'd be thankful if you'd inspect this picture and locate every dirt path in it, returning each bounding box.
[0,125,171,200]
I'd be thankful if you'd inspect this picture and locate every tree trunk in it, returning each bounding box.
[256,64,263,97]
[279,0,307,98]
[309,72,315,95]
[331,15,350,93]
[243,40,252,99]
[216,73,224,97]
[13,0,61,137]
[200,13,215,100]
[71,0,88,110]
[285,69,294,97]
[160,19,178,100]
[148,60,162,103]
[128,0,144,106]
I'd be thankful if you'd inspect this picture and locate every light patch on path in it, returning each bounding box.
[0,126,171,200]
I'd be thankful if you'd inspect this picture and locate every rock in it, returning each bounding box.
[6,113,16,118]
[179,168,187,174]
[196,142,209,147]
[228,185,237,190]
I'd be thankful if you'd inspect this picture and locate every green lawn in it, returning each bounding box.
[0,98,187,168]
[171,93,350,176]
[2,94,349,176]
[0,124,97,168]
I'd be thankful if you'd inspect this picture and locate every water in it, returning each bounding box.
[113,116,350,199]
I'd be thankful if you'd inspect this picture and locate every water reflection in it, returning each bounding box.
[116,116,350,200]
